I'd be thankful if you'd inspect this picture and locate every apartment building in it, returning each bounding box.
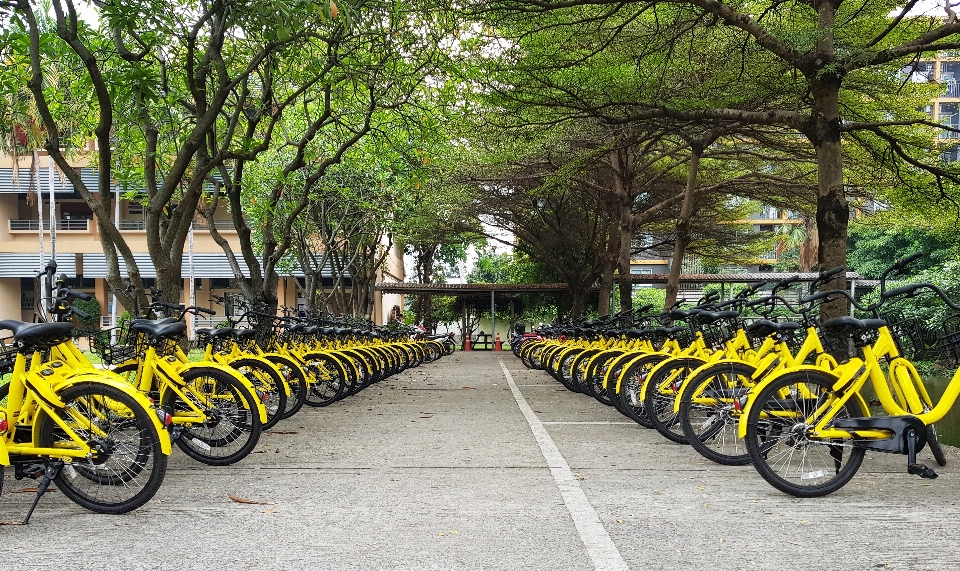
[0,152,405,328]
[907,56,960,161]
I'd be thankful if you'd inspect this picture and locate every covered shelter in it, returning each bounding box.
[375,272,865,348]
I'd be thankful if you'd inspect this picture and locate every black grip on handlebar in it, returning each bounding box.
[197,307,216,315]
[800,290,841,304]
[153,301,185,311]
[882,284,925,299]
[703,291,721,303]
[58,288,91,301]
[820,266,845,280]
[894,252,923,273]
[71,307,90,320]
[773,276,800,292]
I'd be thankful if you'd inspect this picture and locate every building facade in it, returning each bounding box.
[0,152,404,329]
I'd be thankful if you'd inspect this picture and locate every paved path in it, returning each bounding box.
[2,352,958,570]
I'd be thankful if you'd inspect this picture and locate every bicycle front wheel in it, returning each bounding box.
[743,370,866,497]
[164,367,262,466]
[38,382,168,514]
[230,358,287,430]
[679,362,755,466]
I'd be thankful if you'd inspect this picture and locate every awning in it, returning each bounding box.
[0,253,77,278]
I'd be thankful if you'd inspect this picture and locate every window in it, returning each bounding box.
[209,278,232,289]
[940,103,960,138]
[942,62,960,97]
[905,61,936,84]
[943,145,960,163]
[127,202,144,216]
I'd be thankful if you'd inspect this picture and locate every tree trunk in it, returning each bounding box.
[664,147,702,309]
[618,210,634,312]
[597,259,615,317]
[809,73,848,319]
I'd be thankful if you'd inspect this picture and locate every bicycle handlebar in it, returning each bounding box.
[56,287,91,301]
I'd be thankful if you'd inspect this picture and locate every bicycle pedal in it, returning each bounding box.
[908,463,938,479]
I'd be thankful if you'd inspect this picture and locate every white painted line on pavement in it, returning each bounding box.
[542,421,637,425]
[499,358,631,571]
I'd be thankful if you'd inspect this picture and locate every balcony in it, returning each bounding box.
[196,219,237,231]
[10,219,90,231]
[119,219,146,230]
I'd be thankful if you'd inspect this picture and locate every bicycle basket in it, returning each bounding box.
[89,323,138,366]
[937,314,960,367]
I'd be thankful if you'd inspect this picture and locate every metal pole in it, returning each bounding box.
[35,151,45,319]
[491,289,495,348]
[112,183,120,343]
[48,154,55,264]
[850,278,857,317]
[189,222,196,340]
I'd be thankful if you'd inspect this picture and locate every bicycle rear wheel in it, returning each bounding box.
[38,382,167,514]
[743,370,866,497]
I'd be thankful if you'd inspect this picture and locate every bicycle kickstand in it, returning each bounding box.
[906,428,938,480]
[22,461,62,525]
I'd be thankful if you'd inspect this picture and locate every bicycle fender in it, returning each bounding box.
[0,443,8,465]
[228,356,290,397]
[603,351,647,393]
[735,365,854,439]
[53,370,173,455]
[672,358,754,414]
[639,356,706,402]
[178,362,268,424]
[260,352,308,378]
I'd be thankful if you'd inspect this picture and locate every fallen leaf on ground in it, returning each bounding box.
[228,493,274,505]
[15,487,57,493]
[0,521,23,526]
[261,509,279,514]
[266,430,299,435]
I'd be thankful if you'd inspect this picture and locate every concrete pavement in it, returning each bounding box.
[2,351,958,570]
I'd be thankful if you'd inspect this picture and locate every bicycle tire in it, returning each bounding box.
[230,357,287,430]
[602,352,643,416]
[556,348,585,392]
[263,355,308,419]
[165,367,262,466]
[679,362,755,466]
[38,382,167,514]
[644,357,706,444]
[616,354,665,428]
[302,352,349,406]
[927,423,948,467]
[743,369,866,497]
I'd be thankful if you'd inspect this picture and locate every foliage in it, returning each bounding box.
[71,297,101,329]
[856,259,960,333]
[632,287,666,312]
[846,222,957,279]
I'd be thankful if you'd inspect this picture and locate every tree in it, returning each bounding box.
[5,0,346,310]
[475,0,960,317]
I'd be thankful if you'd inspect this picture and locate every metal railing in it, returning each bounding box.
[118,220,146,230]
[9,219,90,231]
[193,219,236,231]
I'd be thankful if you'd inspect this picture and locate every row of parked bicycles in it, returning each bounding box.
[513,254,960,497]
[0,264,452,523]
